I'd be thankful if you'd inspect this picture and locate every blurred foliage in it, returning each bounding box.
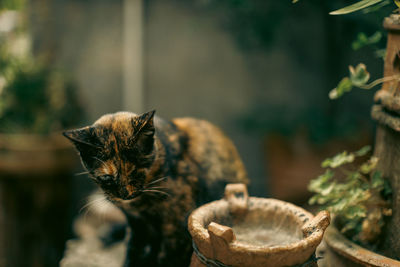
[0,0,25,11]
[352,31,382,50]
[216,0,388,142]
[239,103,367,144]
[0,56,84,134]
[195,0,291,50]
[309,146,392,246]
[195,0,393,49]
[0,6,84,134]
[324,0,396,100]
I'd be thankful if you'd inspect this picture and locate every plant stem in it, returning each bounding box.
[359,75,400,90]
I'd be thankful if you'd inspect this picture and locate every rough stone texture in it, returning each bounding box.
[375,15,400,101]
[322,224,400,267]
[371,105,400,132]
[374,124,400,260]
[188,184,330,267]
[372,15,400,260]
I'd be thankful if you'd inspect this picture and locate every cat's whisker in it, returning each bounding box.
[144,186,169,190]
[81,196,110,224]
[146,176,168,186]
[93,156,106,165]
[75,171,90,176]
[141,189,171,197]
[79,195,108,213]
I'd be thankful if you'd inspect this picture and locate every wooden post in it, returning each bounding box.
[123,0,144,113]
[372,14,400,259]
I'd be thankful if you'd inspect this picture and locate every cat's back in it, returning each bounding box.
[172,117,248,185]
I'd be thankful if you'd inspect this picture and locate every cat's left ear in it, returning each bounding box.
[132,110,156,149]
[133,110,156,137]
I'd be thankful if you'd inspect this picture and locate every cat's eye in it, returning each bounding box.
[98,174,114,184]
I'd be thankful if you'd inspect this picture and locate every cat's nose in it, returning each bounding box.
[120,184,136,199]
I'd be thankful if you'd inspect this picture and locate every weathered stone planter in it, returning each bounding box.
[372,14,400,261]
[323,14,400,266]
[188,184,330,267]
[0,134,77,267]
[323,223,400,267]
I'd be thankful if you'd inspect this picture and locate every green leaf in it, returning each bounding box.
[354,145,371,157]
[292,0,299,3]
[352,32,382,51]
[322,151,354,168]
[349,64,370,87]
[329,77,353,99]
[362,0,391,13]
[352,33,368,51]
[320,182,336,196]
[371,171,384,188]
[330,0,385,15]
[344,205,367,219]
[308,195,319,205]
[308,170,334,192]
[360,156,378,174]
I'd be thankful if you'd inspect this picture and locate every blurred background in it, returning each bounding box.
[0,0,393,266]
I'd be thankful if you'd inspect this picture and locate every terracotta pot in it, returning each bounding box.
[188,183,330,267]
[0,133,77,267]
[323,224,400,267]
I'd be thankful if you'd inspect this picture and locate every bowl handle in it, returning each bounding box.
[302,210,331,237]
[224,183,249,215]
[207,222,236,260]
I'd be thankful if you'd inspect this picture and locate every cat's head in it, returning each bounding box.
[63,110,156,203]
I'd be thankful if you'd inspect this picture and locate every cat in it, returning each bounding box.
[63,110,248,267]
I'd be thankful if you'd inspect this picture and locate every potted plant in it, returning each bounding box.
[0,2,85,266]
[304,0,400,264]
[308,146,399,265]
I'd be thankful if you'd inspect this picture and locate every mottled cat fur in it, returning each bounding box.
[63,110,248,267]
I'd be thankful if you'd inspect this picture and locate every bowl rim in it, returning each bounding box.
[188,196,324,253]
[324,222,400,266]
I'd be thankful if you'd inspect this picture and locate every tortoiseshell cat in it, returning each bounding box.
[63,110,248,267]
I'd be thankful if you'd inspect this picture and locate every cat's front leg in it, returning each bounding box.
[124,217,161,267]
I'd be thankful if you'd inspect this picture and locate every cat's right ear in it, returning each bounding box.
[63,127,101,151]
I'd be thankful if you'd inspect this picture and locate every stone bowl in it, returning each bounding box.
[188,184,330,267]
[323,223,400,267]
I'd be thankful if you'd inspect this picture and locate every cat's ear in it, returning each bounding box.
[132,110,155,150]
[63,126,101,151]
[133,110,155,137]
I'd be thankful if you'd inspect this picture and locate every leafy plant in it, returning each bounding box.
[329,63,400,99]
[310,1,397,100]
[0,0,25,11]
[0,58,84,134]
[0,6,85,134]
[309,146,392,245]
[329,0,392,15]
